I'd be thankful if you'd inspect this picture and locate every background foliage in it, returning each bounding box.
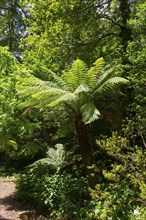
[0,0,146,219]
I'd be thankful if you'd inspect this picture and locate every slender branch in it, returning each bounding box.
[141,134,146,148]
[67,32,120,48]
[136,198,146,206]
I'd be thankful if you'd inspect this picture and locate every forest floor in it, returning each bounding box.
[0,178,27,220]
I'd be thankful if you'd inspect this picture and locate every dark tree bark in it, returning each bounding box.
[75,116,96,189]
[119,0,132,65]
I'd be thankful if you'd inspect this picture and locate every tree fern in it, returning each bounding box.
[19,58,129,188]
[19,58,128,123]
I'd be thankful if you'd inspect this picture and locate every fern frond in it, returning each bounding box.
[18,77,66,95]
[27,143,75,173]
[30,66,68,90]
[19,86,66,108]
[62,59,88,90]
[47,144,65,167]
[48,92,77,107]
[94,77,129,98]
[46,69,69,90]
[74,83,90,94]
[81,102,101,124]
[94,57,105,69]
[28,158,53,166]
[95,67,114,89]
[32,87,66,98]
[87,57,105,89]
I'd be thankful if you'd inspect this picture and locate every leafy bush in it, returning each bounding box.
[16,146,90,219]
[0,46,48,166]
[88,132,146,219]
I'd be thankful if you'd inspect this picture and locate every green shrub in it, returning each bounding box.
[16,162,90,219]
[88,132,146,220]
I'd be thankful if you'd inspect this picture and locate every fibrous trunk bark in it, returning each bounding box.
[75,117,96,189]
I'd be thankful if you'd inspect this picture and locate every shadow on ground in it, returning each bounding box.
[0,193,27,212]
[0,216,12,220]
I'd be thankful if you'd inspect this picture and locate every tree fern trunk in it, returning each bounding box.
[75,117,96,189]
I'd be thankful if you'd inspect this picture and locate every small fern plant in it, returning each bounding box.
[28,144,74,174]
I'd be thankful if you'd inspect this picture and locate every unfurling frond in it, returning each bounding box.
[81,102,101,124]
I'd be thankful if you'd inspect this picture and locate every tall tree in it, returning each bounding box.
[20,0,139,72]
[126,1,146,147]
[19,58,128,188]
[0,0,26,56]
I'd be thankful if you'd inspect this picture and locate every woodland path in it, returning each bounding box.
[0,178,25,220]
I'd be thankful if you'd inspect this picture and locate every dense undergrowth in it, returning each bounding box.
[0,165,20,178]
[16,163,89,219]
[16,133,146,219]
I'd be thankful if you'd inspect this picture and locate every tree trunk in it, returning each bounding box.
[119,0,132,66]
[75,117,96,189]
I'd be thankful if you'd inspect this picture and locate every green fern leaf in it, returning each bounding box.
[62,59,88,90]
[95,67,114,88]
[87,57,105,88]
[94,77,128,98]
[81,102,101,124]
[48,92,77,107]
[74,83,90,94]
